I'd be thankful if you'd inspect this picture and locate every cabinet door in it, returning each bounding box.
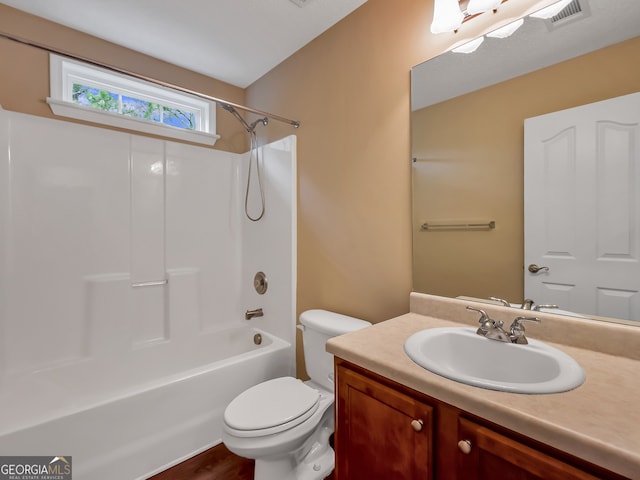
[456,418,600,480]
[335,364,433,480]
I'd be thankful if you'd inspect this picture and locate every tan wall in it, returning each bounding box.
[0,5,247,153]
[411,36,640,303]
[246,1,430,379]
[247,0,426,321]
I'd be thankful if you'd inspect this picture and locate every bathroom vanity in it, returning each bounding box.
[327,293,640,480]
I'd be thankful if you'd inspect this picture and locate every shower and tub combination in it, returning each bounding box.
[0,106,297,479]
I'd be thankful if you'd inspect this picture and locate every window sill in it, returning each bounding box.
[46,98,220,146]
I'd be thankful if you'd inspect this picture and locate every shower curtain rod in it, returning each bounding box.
[1,32,301,129]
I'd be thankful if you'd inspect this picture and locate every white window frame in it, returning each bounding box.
[48,54,219,145]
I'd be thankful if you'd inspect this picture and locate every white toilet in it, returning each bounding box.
[221,309,371,480]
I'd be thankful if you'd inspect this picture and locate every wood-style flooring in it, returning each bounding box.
[148,444,254,480]
[148,443,335,480]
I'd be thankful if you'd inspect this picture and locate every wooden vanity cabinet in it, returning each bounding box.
[334,359,627,480]
[456,417,600,480]
[334,362,434,479]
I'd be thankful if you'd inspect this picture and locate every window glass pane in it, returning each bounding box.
[73,84,119,113]
[122,96,162,122]
[70,80,202,133]
[162,107,196,130]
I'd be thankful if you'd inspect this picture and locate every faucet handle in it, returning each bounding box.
[489,297,511,307]
[533,304,559,311]
[509,316,541,344]
[466,306,499,336]
[466,306,490,323]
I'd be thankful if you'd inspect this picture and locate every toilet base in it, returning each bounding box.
[294,421,334,480]
[294,442,334,480]
[253,421,334,480]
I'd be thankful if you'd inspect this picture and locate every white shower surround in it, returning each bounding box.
[0,108,297,479]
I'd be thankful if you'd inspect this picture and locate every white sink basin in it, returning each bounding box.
[404,327,585,394]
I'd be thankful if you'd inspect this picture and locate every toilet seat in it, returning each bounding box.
[224,377,320,438]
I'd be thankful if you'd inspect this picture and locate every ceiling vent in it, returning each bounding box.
[547,0,590,29]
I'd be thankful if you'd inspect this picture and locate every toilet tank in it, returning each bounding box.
[299,309,371,391]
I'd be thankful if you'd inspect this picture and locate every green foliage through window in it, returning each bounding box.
[72,84,196,130]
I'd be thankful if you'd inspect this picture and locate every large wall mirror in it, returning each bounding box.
[411,0,640,324]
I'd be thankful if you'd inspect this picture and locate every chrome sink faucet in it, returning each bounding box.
[520,297,561,314]
[466,306,510,342]
[490,296,559,313]
[521,298,535,310]
[467,306,541,344]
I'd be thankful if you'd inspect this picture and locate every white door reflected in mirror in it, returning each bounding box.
[524,92,640,321]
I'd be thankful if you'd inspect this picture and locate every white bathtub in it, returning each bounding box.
[0,327,292,480]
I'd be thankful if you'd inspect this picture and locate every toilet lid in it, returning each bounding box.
[224,377,320,436]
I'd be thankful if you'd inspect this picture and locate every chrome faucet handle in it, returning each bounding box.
[466,306,491,322]
[466,306,496,336]
[533,304,559,311]
[509,316,541,344]
[489,297,511,307]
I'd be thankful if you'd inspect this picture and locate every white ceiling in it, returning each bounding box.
[1,0,368,88]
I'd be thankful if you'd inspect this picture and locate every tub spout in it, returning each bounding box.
[245,308,264,320]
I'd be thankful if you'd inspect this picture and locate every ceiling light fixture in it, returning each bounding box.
[431,0,503,34]
[466,0,503,15]
[430,0,464,34]
[431,0,573,38]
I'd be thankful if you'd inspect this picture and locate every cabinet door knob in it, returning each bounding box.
[458,439,472,454]
[410,419,423,432]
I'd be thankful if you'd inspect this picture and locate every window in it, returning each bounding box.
[48,54,219,145]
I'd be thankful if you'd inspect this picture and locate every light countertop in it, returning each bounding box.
[326,293,640,479]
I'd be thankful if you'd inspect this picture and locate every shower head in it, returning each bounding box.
[221,103,268,133]
[221,103,252,132]
[248,117,268,132]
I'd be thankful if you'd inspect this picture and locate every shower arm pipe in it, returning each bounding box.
[0,31,301,130]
